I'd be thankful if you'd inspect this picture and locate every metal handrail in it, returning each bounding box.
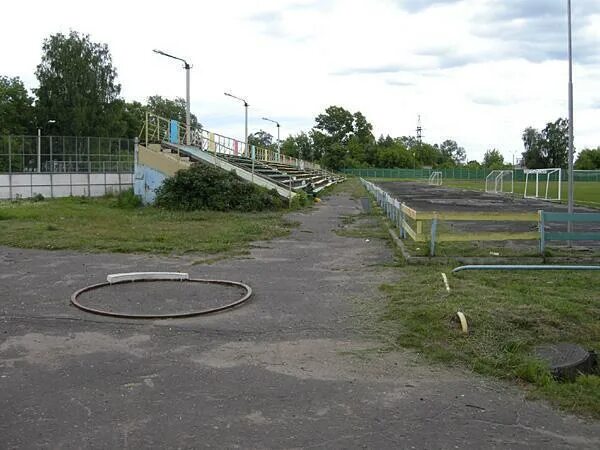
[139,112,341,179]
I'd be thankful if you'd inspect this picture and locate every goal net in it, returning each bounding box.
[524,168,562,201]
[485,170,514,194]
[428,171,442,186]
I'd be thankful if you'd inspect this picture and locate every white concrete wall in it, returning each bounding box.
[0,173,133,200]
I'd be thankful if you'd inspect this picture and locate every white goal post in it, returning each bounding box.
[485,170,514,194]
[523,168,562,201]
[428,171,442,186]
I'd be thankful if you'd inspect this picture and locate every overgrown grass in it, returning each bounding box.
[378,266,600,417]
[0,196,292,255]
[322,177,365,200]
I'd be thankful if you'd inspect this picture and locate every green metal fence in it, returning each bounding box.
[0,135,135,173]
[342,167,600,182]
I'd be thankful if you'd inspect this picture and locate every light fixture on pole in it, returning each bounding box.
[153,49,192,145]
[224,92,252,179]
[37,119,56,173]
[262,117,280,161]
[567,0,575,232]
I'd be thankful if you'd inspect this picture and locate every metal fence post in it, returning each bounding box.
[430,213,438,256]
[539,210,545,255]
[8,137,12,199]
[87,137,91,196]
[399,204,405,238]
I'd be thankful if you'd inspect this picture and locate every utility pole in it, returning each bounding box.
[225,92,251,179]
[153,49,192,145]
[567,0,575,232]
[262,117,280,161]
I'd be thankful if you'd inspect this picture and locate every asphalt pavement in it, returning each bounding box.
[1,194,599,449]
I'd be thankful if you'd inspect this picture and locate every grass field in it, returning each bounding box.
[365,177,600,207]
[0,195,293,257]
[378,266,600,418]
[345,181,600,418]
[445,179,600,207]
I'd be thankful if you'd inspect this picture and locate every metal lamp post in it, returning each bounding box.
[37,119,56,172]
[262,117,280,161]
[224,92,251,179]
[567,0,574,230]
[153,49,192,145]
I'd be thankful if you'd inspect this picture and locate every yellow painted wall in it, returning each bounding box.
[138,145,191,177]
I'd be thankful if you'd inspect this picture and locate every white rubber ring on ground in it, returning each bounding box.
[106,272,190,284]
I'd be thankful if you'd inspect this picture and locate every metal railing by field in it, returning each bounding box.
[361,179,539,256]
[539,211,600,253]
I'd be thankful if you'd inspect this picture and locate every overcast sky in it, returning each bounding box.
[2,0,599,162]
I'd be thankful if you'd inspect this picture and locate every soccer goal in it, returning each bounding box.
[428,171,442,186]
[524,168,562,201]
[485,170,514,194]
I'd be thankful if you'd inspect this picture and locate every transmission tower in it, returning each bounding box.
[416,115,423,143]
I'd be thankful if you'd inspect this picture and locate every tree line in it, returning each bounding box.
[0,31,195,138]
[250,105,600,171]
[2,30,598,170]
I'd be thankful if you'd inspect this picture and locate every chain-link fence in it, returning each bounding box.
[342,167,600,182]
[0,135,135,173]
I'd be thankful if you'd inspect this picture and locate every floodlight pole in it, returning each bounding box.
[567,0,575,233]
[262,117,280,161]
[153,49,192,145]
[37,119,56,173]
[225,92,251,179]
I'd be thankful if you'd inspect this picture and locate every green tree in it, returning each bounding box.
[119,100,146,138]
[0,76,35,134]
[575,147,600,170]
[521,119,569,169]
[280,136,299,158]
[280,132,314,161]
[521,126,544,169]
[321,142,347,171]
[440,139,466,165]
[35,31,123,136]
[542,118,569,168]
[248,130,274,148]
[312,105,375,170]
[314,106,354,144]
[376,141,413,168]
[147,95,199,128]
[465,160,482,169]
[483,149,505,169]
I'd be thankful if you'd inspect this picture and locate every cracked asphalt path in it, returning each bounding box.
[1,193,599,449]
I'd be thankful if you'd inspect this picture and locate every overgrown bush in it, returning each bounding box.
[155,164,283,212]
[290,190,310,209]
[115,189,142,209]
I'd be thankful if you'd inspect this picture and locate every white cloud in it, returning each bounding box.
[1,0,599,162]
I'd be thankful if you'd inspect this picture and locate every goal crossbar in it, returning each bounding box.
[523,168,562,201]
[428,171,442,186]
[485,170,514,194]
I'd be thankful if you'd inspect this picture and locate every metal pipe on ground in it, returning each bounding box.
[452,265,600,274]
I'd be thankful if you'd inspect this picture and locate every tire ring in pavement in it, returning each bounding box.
[71,278,253,319]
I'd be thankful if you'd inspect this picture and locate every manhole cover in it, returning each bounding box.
[534,343,597,381]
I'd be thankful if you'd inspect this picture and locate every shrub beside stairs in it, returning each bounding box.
[138,141,343,201]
